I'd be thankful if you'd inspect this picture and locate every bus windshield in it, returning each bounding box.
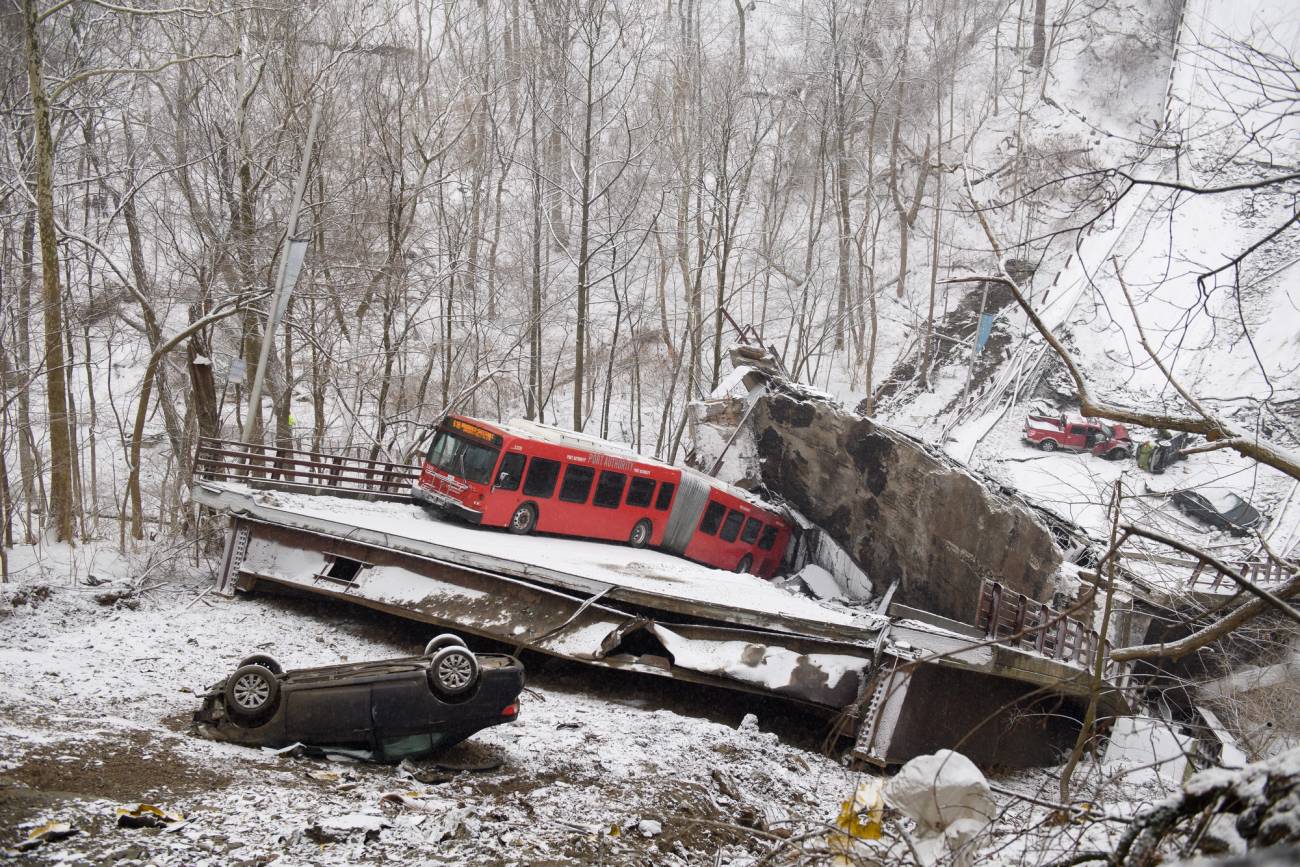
[425,431,500,485]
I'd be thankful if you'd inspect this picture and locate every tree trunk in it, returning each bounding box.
[187,297,220,442]
[22,0,74,543]
[1030,0,1048,67]
[572,38,596,432]
[16,211,38,538]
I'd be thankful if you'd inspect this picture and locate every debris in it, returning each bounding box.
[307,770,343,782]
[711,767,743,801]
[429,750,505,773]
[739,713,759,732]
[834,778,884,841]
[637,818,662,838]
[791,563,846,602]
[115,803,185,829]
[10,586,52,609]
[828,779,884,863]
[325,749,372,763]
[884,750,995,867]
[95,589,139,609]
[310,813,389,843]
[759,804,793,838]
[426,806,478,843]
[396,759,455,785]
[1196,705,1249,769]
[379,792,455,814]
[15,821,79,852]
[1103,716,1194,785]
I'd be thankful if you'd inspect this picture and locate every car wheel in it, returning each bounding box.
[224,664,280,723]
[508,503,537,535]
[237,654,283,675]
[424,633,467,657]
[628,519,652,549]
[1039,439,1057,452]
[736,555,753,575]
[1106,448,1128,461]
[429,646,479,697]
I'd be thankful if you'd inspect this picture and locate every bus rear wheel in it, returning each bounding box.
[736,555,753,575]
[629,520,652,549]
[508,503,537,535]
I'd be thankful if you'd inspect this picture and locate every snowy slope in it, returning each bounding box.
[937,0,1300,567]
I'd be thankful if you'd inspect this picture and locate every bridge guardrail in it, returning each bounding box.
[195,437,419,500]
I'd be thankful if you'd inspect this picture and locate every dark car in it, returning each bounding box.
[1171,489,1263,537]
[193,635,524,762]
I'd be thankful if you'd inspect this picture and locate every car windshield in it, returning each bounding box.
[426,431,500,485]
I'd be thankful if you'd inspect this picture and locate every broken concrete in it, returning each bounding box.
[745,373,1062,624]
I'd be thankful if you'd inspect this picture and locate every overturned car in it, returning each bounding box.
[193,635,524,762]
[1171,489,1264,537]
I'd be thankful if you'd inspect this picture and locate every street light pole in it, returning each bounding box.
[242,100,323,443]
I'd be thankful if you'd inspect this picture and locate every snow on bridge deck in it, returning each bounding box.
[192,481,870,638]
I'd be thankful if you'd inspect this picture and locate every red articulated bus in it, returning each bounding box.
[411,414,792,578]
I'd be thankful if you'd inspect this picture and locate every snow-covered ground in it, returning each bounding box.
[0,544,1189,865]
[0,544,868,864]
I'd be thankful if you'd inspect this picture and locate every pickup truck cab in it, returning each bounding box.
[1023,412,1132,460]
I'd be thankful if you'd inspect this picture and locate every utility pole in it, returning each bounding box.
[243,101,322,442]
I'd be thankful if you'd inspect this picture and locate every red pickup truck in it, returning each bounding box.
[1022,412,1132,460]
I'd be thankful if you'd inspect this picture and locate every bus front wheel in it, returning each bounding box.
[509,503,537,535]
[629,519,652,549]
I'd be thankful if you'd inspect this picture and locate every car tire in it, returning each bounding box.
[428,646,479,697]
[1039,439,1057,452]
[508,503,537,535]
[424,633,467,656]
[1105,448,1127,461]
[224,664,280,724]
[237,654,283,675]
[628,519,652,549]
[736,554,753,575]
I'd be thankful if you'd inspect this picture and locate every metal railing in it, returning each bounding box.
[974,579,1135,691]
[1188,557,1292,593]
[194,437,420,499]
[976,579,1098,665]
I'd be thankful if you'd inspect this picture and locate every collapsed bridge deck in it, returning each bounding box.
[193,441,1134,767]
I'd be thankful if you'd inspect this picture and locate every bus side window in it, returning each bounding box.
[523,458,561,498]
[593,471,627,508]
[626,477,656,508]
[741,517,763,545]
[495,453,526,490]
[719,510,745,543]
[559,465,595,503]
[699,501,726,535]
[654,482,676,511]
[758,525,778,551]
